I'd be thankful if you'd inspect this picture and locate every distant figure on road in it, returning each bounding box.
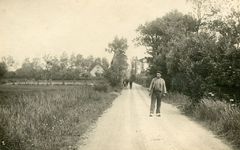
[129,80,133,89]
[123,79,128,87]
[148,71,167,117]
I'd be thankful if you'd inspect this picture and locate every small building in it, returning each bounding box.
[90,64,104,77]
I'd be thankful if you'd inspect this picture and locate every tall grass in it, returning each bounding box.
[0,85,117,150]
[163,92,240,149]
[163,92,193,114]
[193,99,240,148]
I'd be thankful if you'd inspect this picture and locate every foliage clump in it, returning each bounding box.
[134,6,240,103]
[93,81,110,93]
[104,36,129,87]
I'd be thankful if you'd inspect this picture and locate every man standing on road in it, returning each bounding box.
[148,71,167,117]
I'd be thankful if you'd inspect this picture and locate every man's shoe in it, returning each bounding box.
[149,113,153,117]
[156,113,161,117]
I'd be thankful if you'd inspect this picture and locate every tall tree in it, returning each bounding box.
[130,57,138,81]
[134,10,197,76]
[105,36,128,86]
[0,62,7,79]
[84,55,94,72]
[31,57,43,81]
[15,58,35,84]
[69,53,76,70]
[59,52,69,84]
[69,53,78,83]
[42,54,54,84]
[75,54,84,74]
[1,56,17,71]
[106,36,128,65]
[1,56,17,82]
[59,52,69,70]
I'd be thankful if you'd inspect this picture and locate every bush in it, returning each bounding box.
[93,81,110,93]
[103,69,119,86]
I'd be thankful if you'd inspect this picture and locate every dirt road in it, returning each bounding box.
[78,84,232,150]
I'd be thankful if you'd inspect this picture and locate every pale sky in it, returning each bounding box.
[0,0,193,69]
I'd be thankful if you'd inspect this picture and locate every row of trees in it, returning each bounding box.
[1,54,110,82]
[0,36,130,87]
[134,0,240,102]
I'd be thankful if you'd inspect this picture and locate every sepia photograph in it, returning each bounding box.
[0,0,239,149]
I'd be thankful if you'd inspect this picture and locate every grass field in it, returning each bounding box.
[0,84,118,150]
[2,79,103,86]
[163,92,240,150]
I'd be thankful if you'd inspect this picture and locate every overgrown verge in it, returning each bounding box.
[163,92,240,150]
[0,85,119,150]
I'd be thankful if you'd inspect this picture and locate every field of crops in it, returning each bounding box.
[0,84,117,150]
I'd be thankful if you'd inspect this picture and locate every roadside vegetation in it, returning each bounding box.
[0,35,128,150]
[162,92,240,150]
[0,84,118,150]
[133,1,239,149]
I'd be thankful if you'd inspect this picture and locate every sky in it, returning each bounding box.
[0,0,193,69]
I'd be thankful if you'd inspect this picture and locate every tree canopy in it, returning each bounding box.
[105,36,129,86]
[134,6,240,102]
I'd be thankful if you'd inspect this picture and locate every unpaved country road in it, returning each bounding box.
[78,84,232,150]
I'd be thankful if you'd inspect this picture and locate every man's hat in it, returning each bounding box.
[156,70,162,74]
